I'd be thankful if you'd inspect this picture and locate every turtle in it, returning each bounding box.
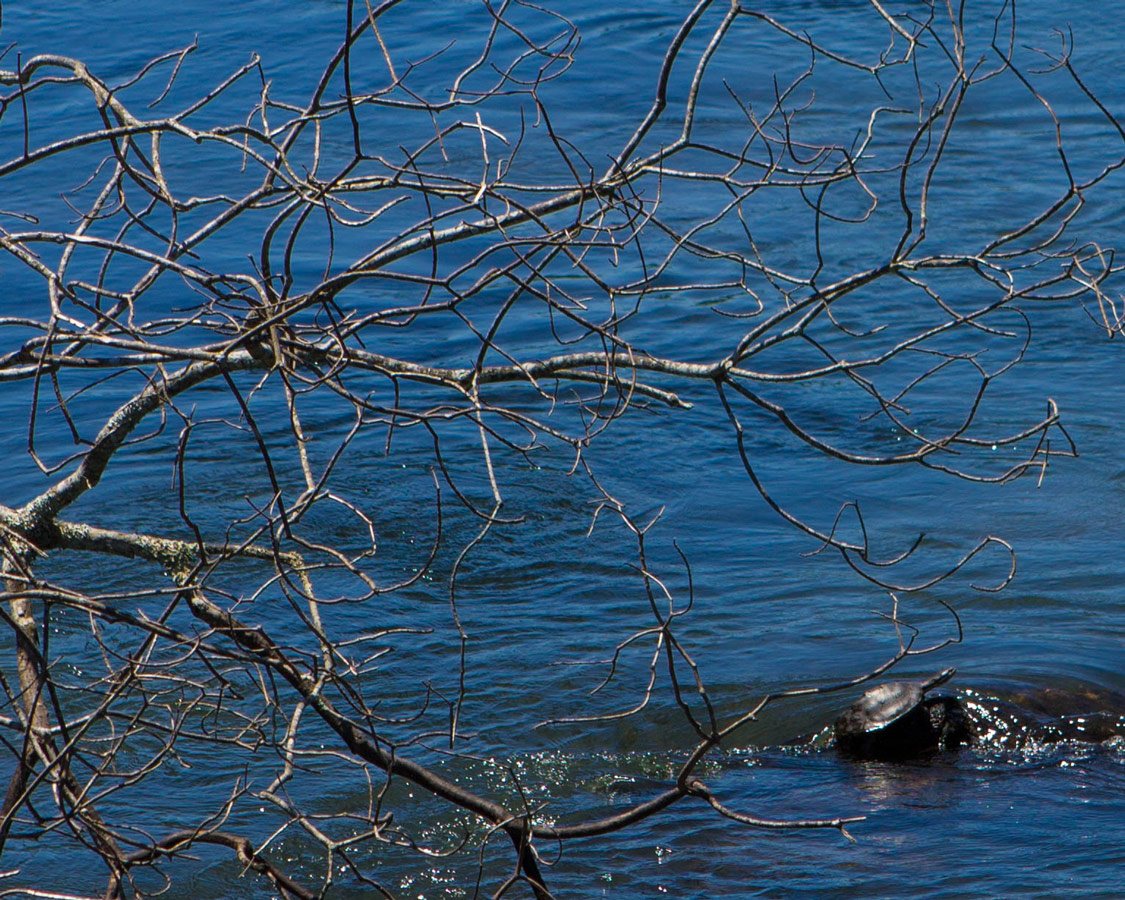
[834,667,971,760]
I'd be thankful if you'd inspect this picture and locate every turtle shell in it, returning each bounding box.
[849,681,926,731]
[839,668,956,733]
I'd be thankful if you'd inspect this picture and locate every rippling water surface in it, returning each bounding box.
[2,1,1124,898]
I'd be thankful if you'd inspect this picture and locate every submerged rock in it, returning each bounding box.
[959,683,1125,751]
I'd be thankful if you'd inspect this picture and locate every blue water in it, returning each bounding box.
[1,1,1123,898]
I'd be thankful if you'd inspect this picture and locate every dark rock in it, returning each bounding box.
[835,668,971,760]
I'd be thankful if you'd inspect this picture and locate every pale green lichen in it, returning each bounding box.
[140,537,199,586]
